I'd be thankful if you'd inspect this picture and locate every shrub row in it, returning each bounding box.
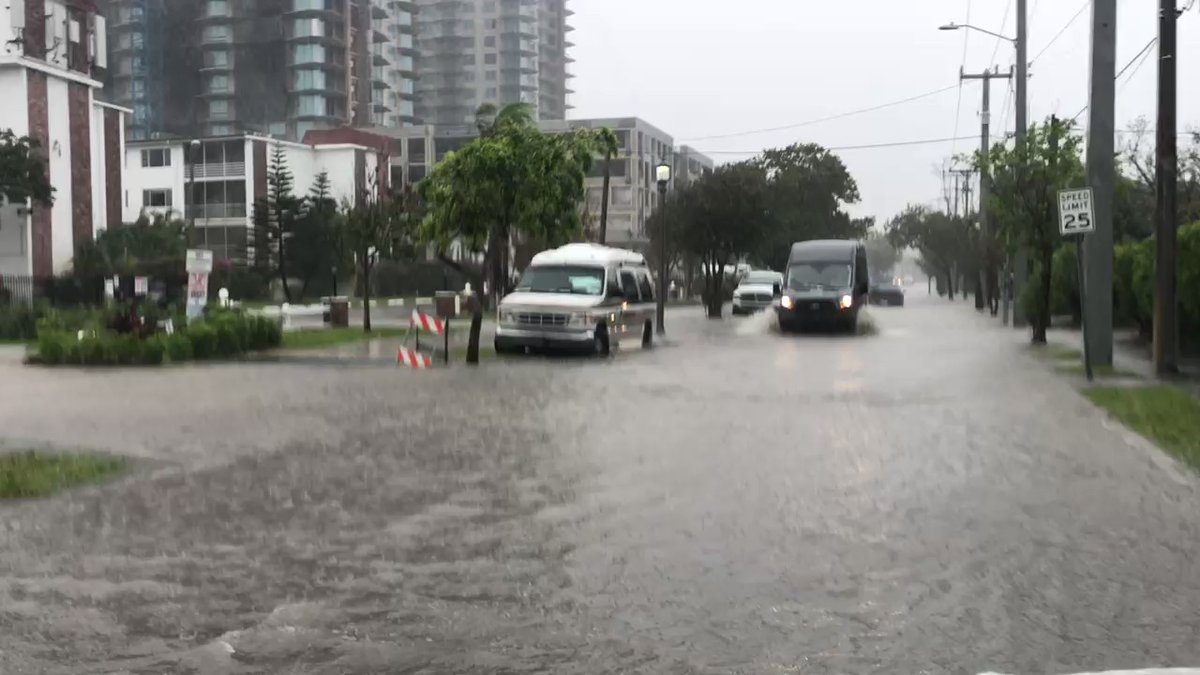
[1042,221,1200,342]
[36,312,281,366]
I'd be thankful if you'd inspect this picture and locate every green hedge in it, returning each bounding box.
[35,311,281,366]
[1047,221,1199,345]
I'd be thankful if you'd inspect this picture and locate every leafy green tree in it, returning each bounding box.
[886,205,973,300]
[73,212,186,280]
[251,143,303,302]
[753,143,863,271]
[978,116,1084,343]
[593,127,620,245]
[864,228,900,279]
[1,129,53,205]
[419,103,595,307]
[666,162,773,318]
[342,176,421,331]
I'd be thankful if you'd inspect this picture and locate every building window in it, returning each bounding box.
[209,99,230,118]
[293,68,327,90]
[140,148,171,167]
[484,52,497,65]
[293,94,327,116]
[207,74,230,93]
[484,35,495,47]
[485,70,497,81]
[292,43,326,64]
[205,49,230,68]
[202,25,231,42]
[209,124,234,135]
[142,189,172,208]
[206,0,229,17]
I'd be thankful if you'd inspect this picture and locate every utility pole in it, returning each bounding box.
[1085,0,1116,367]
[1010,0,1029,326]
[962,66,1012,314]
[1153,0,1179,374]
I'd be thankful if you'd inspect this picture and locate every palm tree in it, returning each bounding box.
[474,102,535,137]
[594,128,620,245]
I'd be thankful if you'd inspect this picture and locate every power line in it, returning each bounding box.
[990,0,1015,65]
[1029,0,1090,66]
[697,134,1009,155]
[1072,37,1158,121]
[677,84,960,142]
[951,0,975,159]
[1116,36,1157,95]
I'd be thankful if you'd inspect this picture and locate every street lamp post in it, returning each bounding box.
[187,139,201,230]
[939,14,1029,326]
[655,161,672,336]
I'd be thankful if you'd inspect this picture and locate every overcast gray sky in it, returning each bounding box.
[569,0,1200,224]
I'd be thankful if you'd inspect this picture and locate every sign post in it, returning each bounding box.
[185,249,214,322]
[1058,188,1096,381]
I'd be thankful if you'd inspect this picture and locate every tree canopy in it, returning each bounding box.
[977,116,1084,342]
[0,129,54,207]
[419,103,596,303]
[752,143,863,271]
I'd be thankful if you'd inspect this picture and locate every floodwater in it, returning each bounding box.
[1,294,1199,674]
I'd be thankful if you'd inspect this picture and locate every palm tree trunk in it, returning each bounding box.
[599,154,611,245]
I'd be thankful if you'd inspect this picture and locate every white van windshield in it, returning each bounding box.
[515,265,605,295]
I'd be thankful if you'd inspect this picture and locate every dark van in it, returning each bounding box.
[775,239,870,332]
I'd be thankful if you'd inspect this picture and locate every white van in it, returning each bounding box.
[494,243,657,356]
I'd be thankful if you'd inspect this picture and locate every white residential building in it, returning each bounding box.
[0,0,129,281]
[124,135,381,261]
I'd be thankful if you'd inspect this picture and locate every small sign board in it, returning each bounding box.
[134,276,148,296]
[186,249,214,274]
[1058,188,1095,236]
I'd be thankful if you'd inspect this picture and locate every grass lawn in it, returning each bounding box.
[281,327,408,350]
[0,451,127,499]
[1085,386,1200,470]
[1055,363,1140,378]
[1037,343,1083,360]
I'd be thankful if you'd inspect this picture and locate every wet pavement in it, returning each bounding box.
[2,294,1199,674]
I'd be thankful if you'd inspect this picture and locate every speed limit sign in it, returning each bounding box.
[1058,188,1095,236]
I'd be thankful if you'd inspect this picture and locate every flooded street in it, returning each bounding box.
[2,295,1200,674]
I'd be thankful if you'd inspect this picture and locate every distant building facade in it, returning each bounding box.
[125,134,382,261]
[413,0,572,127]
[96,0,420,141]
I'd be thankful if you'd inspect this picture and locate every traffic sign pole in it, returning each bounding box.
[1076,234,1093,382]
[1058,188,1096,381]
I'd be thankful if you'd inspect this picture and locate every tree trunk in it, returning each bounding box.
[362,250,372,332]
[704,269,723,319]
[974,268,985,310]
[599,156,611,245]
[466,297,482,365]
[1033,245,1052,344]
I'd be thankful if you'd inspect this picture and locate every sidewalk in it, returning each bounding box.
[1043,325,1200,393]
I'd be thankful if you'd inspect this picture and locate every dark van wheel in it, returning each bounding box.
[594,324,610,356]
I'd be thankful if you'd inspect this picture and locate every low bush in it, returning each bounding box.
[0,304,39,341]
[33,311,281,367]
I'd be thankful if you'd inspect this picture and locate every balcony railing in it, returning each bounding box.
[187,203,248,220]
[186,162,247,179]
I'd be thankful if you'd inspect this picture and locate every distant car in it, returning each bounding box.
[731,270,783,315]
[869,279,905,306]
